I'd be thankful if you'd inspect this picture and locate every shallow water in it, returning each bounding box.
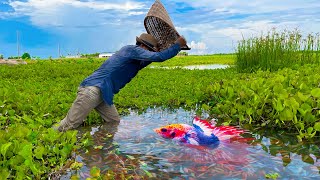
[150,64,230,70]
[62,108,320,179]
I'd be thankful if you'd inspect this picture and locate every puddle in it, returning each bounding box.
[61,108,320,179]
[150,64,230,70]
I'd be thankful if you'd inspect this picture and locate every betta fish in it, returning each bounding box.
[154,117,247,147]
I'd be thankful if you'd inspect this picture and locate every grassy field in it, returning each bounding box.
[151,54,235,67]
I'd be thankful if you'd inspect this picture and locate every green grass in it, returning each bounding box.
[236,30,320,72]
[151,54,235,67]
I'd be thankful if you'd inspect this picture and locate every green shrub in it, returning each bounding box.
[22,53,31,60]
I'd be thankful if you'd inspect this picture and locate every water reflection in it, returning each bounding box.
[63,108,320,179]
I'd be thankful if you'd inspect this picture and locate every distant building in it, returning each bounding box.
[99,52,114,58]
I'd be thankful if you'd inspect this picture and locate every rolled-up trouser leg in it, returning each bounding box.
[57,86,103,131]
[95,102,120,122]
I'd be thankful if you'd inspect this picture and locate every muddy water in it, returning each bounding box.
[62,108,320,179]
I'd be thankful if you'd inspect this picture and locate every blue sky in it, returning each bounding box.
[0,0,320,58]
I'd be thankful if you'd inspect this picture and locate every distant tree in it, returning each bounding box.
[0,54,3,59]
[8,56,20,59]
[22,52,31,59]
[80,53,99,58]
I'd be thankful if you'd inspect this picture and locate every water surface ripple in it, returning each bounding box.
[63,108,320,180]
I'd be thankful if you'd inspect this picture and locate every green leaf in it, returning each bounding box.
[280,108,293,121]
[305,113,316,123]
[18,143,33,160]
[273,99,284,112]
[246,108,253,115]
[311,88,320,98]
[1,142,12,159]
[8,110,15,116]
[299,83,307,90]
[0,168,10,179]
[314,122,320,131]
[24,159,39,175]
[297,92,309,102]
[143,169,153,178]
[34,145,45,160]
[307,127,313,134]
[302,154,314,165]
[298,103,312,116]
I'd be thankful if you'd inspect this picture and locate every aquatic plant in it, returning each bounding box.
[236,29,320,72]
[265,172,280,179]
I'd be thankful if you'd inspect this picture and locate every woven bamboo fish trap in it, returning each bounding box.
[144,0,190,51]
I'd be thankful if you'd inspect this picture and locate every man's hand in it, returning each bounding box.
[175,36,187,47]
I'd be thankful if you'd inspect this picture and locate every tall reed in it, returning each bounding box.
[236,30,320,72]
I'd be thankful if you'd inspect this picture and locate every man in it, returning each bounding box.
[55,33,187,131]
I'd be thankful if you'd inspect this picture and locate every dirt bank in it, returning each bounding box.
[0,59,27,65]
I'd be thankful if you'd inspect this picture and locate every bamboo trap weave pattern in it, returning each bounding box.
[144,0,190,51]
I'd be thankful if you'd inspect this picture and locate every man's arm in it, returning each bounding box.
[133,36,187,62]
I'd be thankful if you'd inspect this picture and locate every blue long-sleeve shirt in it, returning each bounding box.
[80,43,181,105]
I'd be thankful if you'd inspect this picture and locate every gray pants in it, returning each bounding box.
[56,86,120,132]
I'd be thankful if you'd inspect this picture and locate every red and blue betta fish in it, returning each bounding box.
[154,117,246,147]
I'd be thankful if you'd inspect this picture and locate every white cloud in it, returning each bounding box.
[9,0,144,12]
[188,41,208,55]
[174,0,320,14]
[190,41,206,50]
[4,0,146,27]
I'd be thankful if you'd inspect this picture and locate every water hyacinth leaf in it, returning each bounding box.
[307,127,314,134]
[0,168,10,179]
[34,145,45,160]
[246,108,253,116]
[273,99,284,112]
[227,87,234,98]
[298,103,312,116]
[300,83,308,91]
[311,88,320,98]
[280,108,294,121]
[273,84,284,94]
[304,113,316,123]
[297,92,309,102]
[1,142,12,160]
[24,159,39,175]
[285,98,299,112]
[18,143,33,160]
[314,122,320,131]
[8,110,15,116]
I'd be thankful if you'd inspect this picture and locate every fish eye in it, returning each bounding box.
[170,132,176,137]
[161,128,167,132]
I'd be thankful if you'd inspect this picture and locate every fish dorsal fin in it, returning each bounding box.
[192,116,214,136]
